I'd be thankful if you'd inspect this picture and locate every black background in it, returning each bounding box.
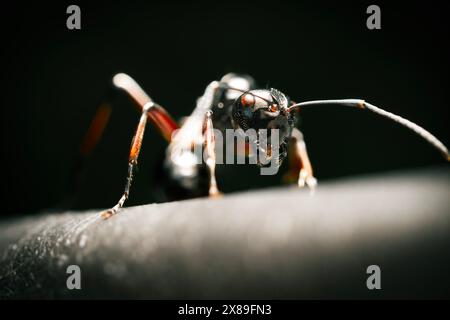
[0,0,448,215]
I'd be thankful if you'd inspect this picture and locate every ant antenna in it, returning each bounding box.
[288,99,449,161]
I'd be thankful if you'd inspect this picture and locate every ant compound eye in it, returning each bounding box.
[232,94,256,131]
[233,90,278,131]
[240,93,255,107]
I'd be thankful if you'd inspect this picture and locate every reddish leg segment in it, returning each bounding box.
[112,73,179,142]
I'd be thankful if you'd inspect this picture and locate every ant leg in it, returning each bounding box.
[57,102,113,209]
[100,102,153,219]
[79,103,113,159]
[112,73,179,142]
[284,128,317,191]
[61,73,178,213]
[204,110,221,197]
[99,74,179,219]
[167,81,222,198]
[79,73,178,162]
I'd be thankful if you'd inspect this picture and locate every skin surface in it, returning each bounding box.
[0,167,449,299]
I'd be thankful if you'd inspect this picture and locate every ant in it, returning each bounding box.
[75,73,449,219]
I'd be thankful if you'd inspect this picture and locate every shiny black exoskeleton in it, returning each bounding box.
[158,73,297,200]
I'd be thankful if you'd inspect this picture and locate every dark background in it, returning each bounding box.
[0,0,448,215]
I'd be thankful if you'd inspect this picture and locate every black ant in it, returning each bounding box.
[76,73,449,219]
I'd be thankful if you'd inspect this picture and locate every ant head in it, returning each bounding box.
[231,88,295,166]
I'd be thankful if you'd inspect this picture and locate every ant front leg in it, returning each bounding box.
[168,80,222,198]
[204,110,221,197]
[284,128,317,192]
